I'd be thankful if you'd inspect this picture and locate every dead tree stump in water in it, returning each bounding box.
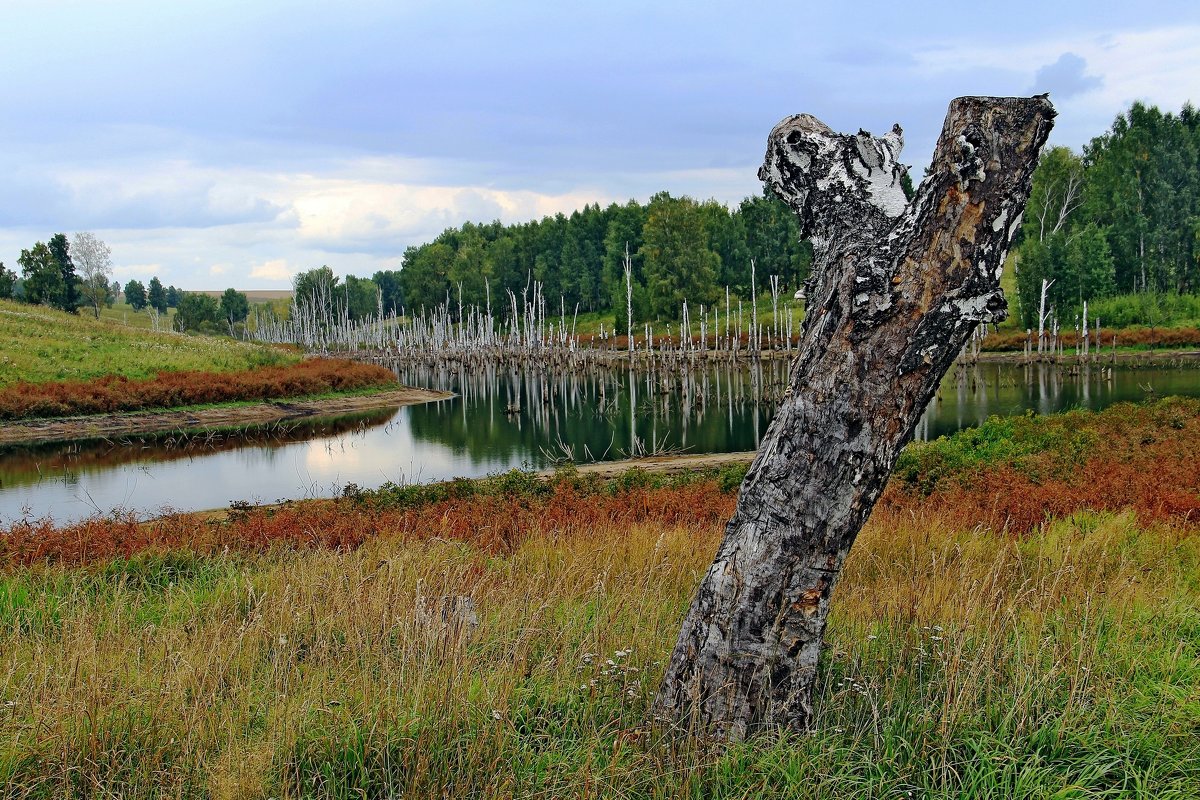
[653,96,1055,740]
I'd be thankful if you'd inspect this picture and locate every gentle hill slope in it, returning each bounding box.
[0,299,297,387]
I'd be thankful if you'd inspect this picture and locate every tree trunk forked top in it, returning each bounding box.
[653,96,1055,741]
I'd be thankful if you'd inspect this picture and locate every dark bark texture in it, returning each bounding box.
[653,96,1055,740]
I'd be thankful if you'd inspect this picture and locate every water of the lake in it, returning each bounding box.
[3,360,1198,525]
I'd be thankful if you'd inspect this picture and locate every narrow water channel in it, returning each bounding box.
[2,360,1197,525]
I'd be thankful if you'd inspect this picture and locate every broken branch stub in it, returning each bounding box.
[653,96,1055,740]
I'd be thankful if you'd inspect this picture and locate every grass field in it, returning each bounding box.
[0,300,297,388]
[97,302,176,331]
[2,400,1198,798]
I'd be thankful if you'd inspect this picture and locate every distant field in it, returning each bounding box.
[0,299,297,387]
[194,289,293,302]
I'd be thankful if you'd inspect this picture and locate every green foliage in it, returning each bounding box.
[640,192,722,320]
[371,269,403,315]
[395,191,812,329]
[1082,102,1200,293]
[1009,103,1200,327]
[1086,291,1200,328]
[175,292,222,332]
[399,242,454,313]
[165,285,181,308]
[1015,224,1115,327]
[219,288,250,326]
[47,233,79,313]
[147,277,167,313]
[0,262,15,299]
[124,279,147,311]
[738,191,811,294]
[19,242,66,308]
[293,266,340,316]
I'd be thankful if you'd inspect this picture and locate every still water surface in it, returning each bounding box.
[2,361,1198,524]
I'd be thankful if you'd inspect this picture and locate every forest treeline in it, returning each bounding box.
[1014,101,1200,327]
[393,191,813,330]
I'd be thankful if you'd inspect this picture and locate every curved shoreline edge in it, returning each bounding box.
[0,386,453,447]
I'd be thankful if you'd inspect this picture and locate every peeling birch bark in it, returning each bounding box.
[653,96,1055,740]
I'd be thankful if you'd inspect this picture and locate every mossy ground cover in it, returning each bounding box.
[2,400,1199,797]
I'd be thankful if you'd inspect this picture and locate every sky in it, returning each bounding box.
[1,1,1198,291]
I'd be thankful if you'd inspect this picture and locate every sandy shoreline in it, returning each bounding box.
[0,386,453,446]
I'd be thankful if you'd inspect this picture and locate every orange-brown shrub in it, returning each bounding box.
[881,398,1200,532]
[0,358,397,420]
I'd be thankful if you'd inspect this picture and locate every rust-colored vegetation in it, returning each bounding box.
[0,470,736,571]
[981,326,1200,351]
[0,358,397,420]
[885,396,1200,532]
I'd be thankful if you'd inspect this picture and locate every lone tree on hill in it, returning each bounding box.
[653,95,1055,740]
[72,232,113,319]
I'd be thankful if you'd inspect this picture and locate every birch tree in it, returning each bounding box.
[653,95,1055,740]
[72,232,113,319]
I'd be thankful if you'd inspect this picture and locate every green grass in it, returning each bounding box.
[0,299,297,387]
[893,409,1097,494]
[97,302,177,330]
[1085,292,1200,329]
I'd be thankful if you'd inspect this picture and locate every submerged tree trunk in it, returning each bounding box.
[653,96,1055,740]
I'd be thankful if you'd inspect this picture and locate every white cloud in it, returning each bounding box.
[209,264,229,275]
[249,259,295,282]
[112,263,162,280]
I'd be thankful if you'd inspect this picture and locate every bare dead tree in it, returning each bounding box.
[653,95,1054,740]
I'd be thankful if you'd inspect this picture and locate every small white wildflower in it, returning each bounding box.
[867,635,878,641]
[491,709,502,721]
[278,635,288,646]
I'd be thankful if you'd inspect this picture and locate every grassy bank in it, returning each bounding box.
[2,400,1199,797]
[0,358,399,421]
[0,301,404,421]
[0,299,296,387]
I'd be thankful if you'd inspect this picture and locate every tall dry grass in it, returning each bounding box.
[2,503,1197,798]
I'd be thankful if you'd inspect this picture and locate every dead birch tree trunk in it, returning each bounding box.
[653,95,1054,740]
